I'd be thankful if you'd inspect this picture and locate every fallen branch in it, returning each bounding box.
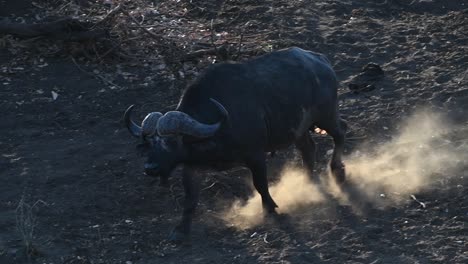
[71,57,121,89]
[0,18,107,41]
[180,45,229,61]
[410,194,427,208]
[181,47,217,60]
[209,19,219,58]
[121,8,165,43]
[92,4,123,29]
[201,181,218,191]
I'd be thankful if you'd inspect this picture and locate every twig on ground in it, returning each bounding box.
[210,19,219,58]
[180,47,218,61]
[92,4,123,29]
[201,181,218,191]
[267,230,316,244]
[410,194,427,208]
[71,57,121,89]
[346,135,368,141]
[15,197,47,257]
[235,33,244,60]
[0,18,107,41]
[181,44,231,62]
[121,8,165,46]
[234,22,249,60]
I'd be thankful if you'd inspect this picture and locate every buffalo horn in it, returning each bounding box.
[157,98,228,138]
[141,112,163,137]
[124,105,142,138]
[124,105,163,139]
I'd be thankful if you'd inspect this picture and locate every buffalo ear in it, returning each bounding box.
[176,135,184,148]
[182,135,206,144]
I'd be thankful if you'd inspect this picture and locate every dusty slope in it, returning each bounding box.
[0,0,467,263]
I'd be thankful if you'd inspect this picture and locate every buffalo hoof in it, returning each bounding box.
[168,229,190,244]
[263,205,278,216]
[262,200,278,215]
[159,176,169,187]
[331,162,346,184]
[159,179,169,187]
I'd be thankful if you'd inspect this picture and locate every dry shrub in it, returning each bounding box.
[15,196,46,257]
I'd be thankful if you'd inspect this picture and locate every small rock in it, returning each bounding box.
[51,91,59,100]
[348,63,384,93]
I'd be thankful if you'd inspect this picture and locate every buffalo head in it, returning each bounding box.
[124,98,228,179]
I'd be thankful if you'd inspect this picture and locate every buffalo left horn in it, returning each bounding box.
[141,111,163,137]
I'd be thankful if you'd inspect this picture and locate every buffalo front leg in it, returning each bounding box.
[246,153,278,214]
[159,174,169,187]
[169,165,200,243]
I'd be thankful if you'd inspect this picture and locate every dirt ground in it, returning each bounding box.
[1,0,467,263]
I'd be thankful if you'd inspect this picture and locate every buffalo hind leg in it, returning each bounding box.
[160,174,169,187]
[169,165,200,243]
[246,153,278,214]
[296,133,318,182]
[319,118,347,184]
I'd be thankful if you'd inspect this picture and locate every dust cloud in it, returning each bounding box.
[223,110,467,228]
[343,110,467,204]
[223,168,324,229]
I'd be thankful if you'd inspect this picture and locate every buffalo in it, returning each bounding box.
[124,47,347,242]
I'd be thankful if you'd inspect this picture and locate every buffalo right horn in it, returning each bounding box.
[156,98,228,138]
[124,105,163,139]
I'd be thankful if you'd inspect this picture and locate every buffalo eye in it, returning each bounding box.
[136,142,150,156]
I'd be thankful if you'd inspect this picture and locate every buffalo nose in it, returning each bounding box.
[144,163,158,170]
[144,163,159,176]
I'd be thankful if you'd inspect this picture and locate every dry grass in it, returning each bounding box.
[15,195,46,257]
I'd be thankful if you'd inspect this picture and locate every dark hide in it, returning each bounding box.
[125,47,347,242]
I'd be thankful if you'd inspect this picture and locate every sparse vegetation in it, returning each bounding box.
[1,0,467,263]
[15,196,46,258]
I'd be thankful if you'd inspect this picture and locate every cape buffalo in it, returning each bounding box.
[124,47,347,242]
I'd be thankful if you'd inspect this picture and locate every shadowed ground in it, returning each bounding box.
[0,0,467,263]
